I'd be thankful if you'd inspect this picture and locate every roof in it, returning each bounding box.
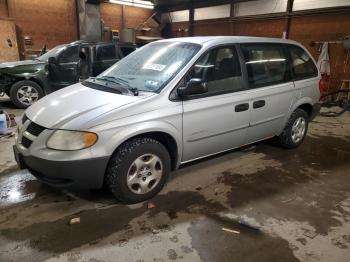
[158,36,301,46]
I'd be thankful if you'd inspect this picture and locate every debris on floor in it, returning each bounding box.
[69,217,81,225]
[148,202,156,209]
[238,220,260,232]
[222,227,240,234]
[303,229,318,239]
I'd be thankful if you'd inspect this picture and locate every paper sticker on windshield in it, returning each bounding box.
[143,63,166,71]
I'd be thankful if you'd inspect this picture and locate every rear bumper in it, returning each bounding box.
[13,145,109,190]
[310,103,321,121]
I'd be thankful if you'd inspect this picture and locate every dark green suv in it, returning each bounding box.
[0,40,136,108]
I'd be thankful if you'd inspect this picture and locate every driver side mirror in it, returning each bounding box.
[48,57,58,65]
[177,78,208,97]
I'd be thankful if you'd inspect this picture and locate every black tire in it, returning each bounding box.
[105,137,171,204]
[278,109,309,149]
[9,80,44,109]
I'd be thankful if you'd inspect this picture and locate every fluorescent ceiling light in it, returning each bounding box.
[109,0,154,9]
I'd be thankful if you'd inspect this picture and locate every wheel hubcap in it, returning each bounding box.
[291,117,306,143]
[127,154,163,195]
[17,86,39,106]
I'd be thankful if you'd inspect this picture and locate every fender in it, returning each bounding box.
[277,97,314,134]
[92,120,183,168]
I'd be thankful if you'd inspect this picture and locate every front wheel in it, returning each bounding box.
[105,137,171,204]
[278,109,309,149]
[9,80,44,109]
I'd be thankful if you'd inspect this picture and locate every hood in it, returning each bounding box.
[0,60,45,69]
[25,83,153,130]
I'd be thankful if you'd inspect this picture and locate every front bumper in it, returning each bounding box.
[13,145,110,189]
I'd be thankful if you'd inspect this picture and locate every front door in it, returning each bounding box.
[181,45,251,162]
[92,43,119,76]
[240,43,298,143]
[49,45,80,90]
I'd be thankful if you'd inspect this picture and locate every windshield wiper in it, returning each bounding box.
[95,76,139,96]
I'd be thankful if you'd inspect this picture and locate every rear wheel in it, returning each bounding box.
[9,80,44,108]
[105,137,171,204]
[278,109,309,149]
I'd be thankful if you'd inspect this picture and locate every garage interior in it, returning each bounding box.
[0,0,350,261]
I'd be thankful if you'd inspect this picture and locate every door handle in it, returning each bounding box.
[235,103,249,112]
[253,100,266,109]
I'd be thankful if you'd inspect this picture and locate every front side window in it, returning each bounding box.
[37,44,67,62]
[289,45,318,80]
[58,45,79,64]
[96,45,117,61]
[97,41,201,93]
[241,44,289,87]
[187,46,243,94]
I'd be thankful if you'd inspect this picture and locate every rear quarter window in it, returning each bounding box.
[288,45,318,80]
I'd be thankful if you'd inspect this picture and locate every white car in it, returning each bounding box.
[14,36,322,203]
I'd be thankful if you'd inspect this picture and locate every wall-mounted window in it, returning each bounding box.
[194,5,231,21]
[169,10,190,22]
[293,0,350,11]
[234,0,288,17]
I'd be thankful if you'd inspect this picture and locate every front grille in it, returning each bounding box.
[26,122,45,136]
[21,136,33,148]
[20,120,46,149]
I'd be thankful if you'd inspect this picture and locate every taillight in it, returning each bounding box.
[319,79,325,99]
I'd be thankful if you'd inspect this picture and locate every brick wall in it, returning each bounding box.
[8,0,78,50]
[100,2,153,30]
[290,13,350,90]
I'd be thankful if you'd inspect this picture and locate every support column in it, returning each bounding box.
[285,0,294,39]
[77,0,102,42]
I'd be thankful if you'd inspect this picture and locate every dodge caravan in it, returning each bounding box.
[14,37,321,203]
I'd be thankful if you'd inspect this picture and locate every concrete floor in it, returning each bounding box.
[1,96,350,262]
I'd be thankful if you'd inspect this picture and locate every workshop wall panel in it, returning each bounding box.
[234,0,288,16]
[194,5,231,21]
[293,0,350,11]
[0,19,19,62]
[169,10,189,22]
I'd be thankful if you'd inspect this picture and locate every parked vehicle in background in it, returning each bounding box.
[13,36,321,203]
[0,41,136,108]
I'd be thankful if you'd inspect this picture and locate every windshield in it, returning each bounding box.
[95,41,201,93]
[37,44,67,62]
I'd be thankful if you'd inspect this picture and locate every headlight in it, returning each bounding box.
[47,130,98,151]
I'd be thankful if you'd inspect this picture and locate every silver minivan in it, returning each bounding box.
[14,36,322,203]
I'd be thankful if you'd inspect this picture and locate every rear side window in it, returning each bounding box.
[187,46,243,95]
[241,44,289,88]
[96,45,116,61]
[288,45,318,80]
